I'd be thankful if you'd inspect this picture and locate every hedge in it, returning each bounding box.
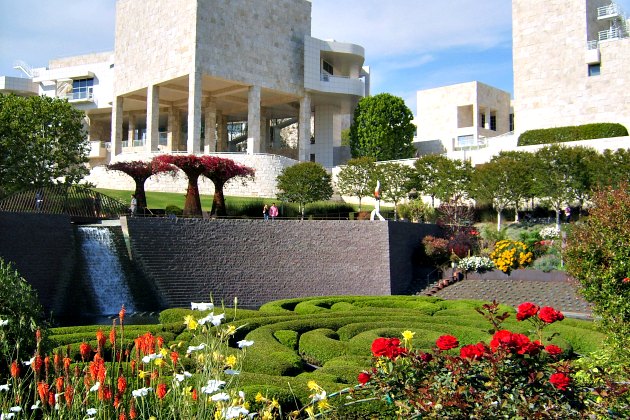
[518,123,628,146]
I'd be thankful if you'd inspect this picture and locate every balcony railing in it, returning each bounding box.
[599,27,624,41]
[63,88,94,102]
[598,4,620,19]
[587,40,599,50]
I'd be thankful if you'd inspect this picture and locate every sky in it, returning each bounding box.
[2,0,630,113]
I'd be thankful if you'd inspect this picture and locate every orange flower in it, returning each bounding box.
[99,384,112,401]
[37,381,49,404]
[119,305,126,323]
[10,360,20,378]
[96,330,106,350]
[35,328,42,343]
[150,369,159,380]
[63,357,71,372]
[129,400,137,419]
[79,342,92,361]
[56,377,64,393]
[156,383,167,400]
[114,393,121,409]
[119,413,127,420]
[157,336,164,349]
[33,355,43,374]
[192,388,198,401]
[130,360,136,373]
[54,353,61,372]
[117,376,127,394]
[170,351,179,365]
[65,385,74,407]
[48,391,55,406]
[109,326,116,345]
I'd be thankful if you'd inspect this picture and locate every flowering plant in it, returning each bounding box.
[356,301,613,418]
[490,240,533,273]
[539,225,561,240]
[457,256,495,273]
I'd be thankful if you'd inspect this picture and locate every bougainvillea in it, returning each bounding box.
[107,160,177,209]
[199,155,255,217]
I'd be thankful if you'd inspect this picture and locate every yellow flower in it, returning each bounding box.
[317,399,331,411]
[138,369,147,379]
[154,358,165,367]
[160,348,169,357]
[305,406,315,418]
[262,412,273,420]
[225,354,237,367]
[402,330,415,342]
[196,353,205,364]
[270,398,280,409]
[255,392,267,403]
[307,380,320,391]
[226,324,237,335]
[184,315,198,331]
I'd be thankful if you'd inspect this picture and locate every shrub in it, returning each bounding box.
[0,258,48,368]
[421,235,450,266]
[457,256,495,273]
[539,225,561,240]
[164,204,183,216]
[490,240,533,273]
[518,123,628,146]
[396,199,436,223]
[532,254,562,272]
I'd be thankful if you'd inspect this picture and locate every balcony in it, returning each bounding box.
[63,88,94,103]
[598,4,620,19]
[317,72,365,96]
[599,27,624,41]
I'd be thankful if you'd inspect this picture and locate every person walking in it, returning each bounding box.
[269,203,279,220]
[130,194,138,216]
[263,204,269,220]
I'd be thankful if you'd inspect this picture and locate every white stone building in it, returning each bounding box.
[1,0,369,196]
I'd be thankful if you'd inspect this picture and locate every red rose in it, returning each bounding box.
[518,339,542,356]
[545,345,563,356]
[538,307,564,324]
[490,330,514,350]
[516,302,540,321]
[371,338,389,357]
[420,352,433,363]
[623,277,630,284]
[358,372,371,385]
[371,337,406,360]
[436,335,459,351]
[459,343,485,359]
[549,372,570,390]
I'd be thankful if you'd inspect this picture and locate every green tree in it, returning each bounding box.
[335,157,376,211]
[490,151,536,222]
[412,155,471,207]
[349,93,416,161]
[471,161,513,231]
[377,162,413,220]
[340,128,351,147]
[276,162,333,219]
[0,94,89,197]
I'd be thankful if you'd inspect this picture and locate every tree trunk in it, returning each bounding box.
[358,197,362,212]
[514,203,519,223]
[184,175,202,217]
[497,209,502,232]
[431,195,435,208]
[134,177,150,209]
[211,181,227,216]
[300,204,305,220]
[555,209,561,230]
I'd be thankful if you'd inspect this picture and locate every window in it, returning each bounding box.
[72,78,94,100]
[480,113,486,128]
[490,115,497,131]
[456,135,474,148]
[588,64,601,76]
[509,113,514,132]
[310,153,316,162]
[322,60,333,75]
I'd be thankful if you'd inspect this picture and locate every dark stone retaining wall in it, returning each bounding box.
[0,212,75,313]
[126,218,439,309]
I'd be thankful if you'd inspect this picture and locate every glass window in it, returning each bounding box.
[72,78,94,99]
[490,115,497,131]
[588,64,600,76]
[457,135,474,148]
[322,60,333,75]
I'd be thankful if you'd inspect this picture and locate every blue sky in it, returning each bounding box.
[1,0,630,113]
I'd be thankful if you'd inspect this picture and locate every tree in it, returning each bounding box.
[471,161,514,231]
[152,155,207,217]
[377,162,413,220]
[490,151,536,222]
[0,94,90,197]
[106,160,176,209]
[200,156,255,216]
[349,93,416,161]
[335,157,376,211]
[412,155,471,207]
[276,162,333,220]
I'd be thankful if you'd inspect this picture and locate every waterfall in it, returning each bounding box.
[77,227,136,315]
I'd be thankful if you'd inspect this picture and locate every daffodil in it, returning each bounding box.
[225,355,237,367]
[307,380,319,391]
[225,324,237,335]
[183,315,198,330]
[402,330,415,343]
[255,392,267,403]
[305,406,315,418]
[317,398,331,411]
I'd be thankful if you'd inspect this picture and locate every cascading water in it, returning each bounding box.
[76,226,136,315]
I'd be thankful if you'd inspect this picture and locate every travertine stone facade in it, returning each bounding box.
[513,0,630,133]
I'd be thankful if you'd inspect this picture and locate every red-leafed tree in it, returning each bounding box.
[106,160,176,209]
[200,156,255,216]
[152,154,207,217]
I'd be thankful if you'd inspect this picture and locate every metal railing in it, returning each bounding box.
[599,27,623,41]
[64,88,94,101]
[598,3,620,18]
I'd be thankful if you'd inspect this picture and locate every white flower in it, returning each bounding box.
[312,390,327,402]
[30,401,41,410]
[132,387,153,398]
[89,382,100,392]
[174,372,193,382]
[23,357,34,366]
[198,312,225,326]
[239,391,245,400]
[201,380,226,394]
[86,408,98,415]
[142,353,163,363]
[211,392,230,401]
[224,406,249,419]
[191,302,214,311]
[1,413,15,419]
[237,339,254,348]
[8,407,20,413]
[224,369,240,375]
[0,384,10,392]
[0,319,8,326]
[186,343,206,354]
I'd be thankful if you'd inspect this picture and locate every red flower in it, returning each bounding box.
[538,307,564,324]
[460,343,485,359]
[56,377,64,393]
[358,372,371,385]
[96,330,106,349]
[490,330,531,353]
[10,360,20,378]
[65,385,74,407]
[516,302,540,321]
[420,352,433,363]
[129,400,137,419]
[170,351,179,365]
[623,277,630,284]
[545,345,563,356]
[37,382,49,404]
[518,340,543,356]
[117,376,127,393]
[156,383,167,400]
[371,337,406,359]
[192,388,198,401]
[80,342,92,361]
[98,384,112,401]
[549,372,571,390]
[436,335,459,351]
[48,391,55,406]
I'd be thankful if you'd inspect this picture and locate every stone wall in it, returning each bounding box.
[126,218,438,308]
[0,212,75,313]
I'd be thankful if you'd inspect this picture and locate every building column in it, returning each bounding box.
[167,107,175,151]
[216,112,227,152]
[298,93,311,162]
[260,108,269,153]
[147,84,160,152]
[187,71,202,153]
[246,85,261,155]
[204,99,217,153]
[111,96,124,156]
[484,108,491,130]
[128,114,136,145]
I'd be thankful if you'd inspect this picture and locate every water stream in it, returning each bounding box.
[76,226,136,315]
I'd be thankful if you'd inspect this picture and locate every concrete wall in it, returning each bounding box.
[0,212,75,313]
[126,218,438,308]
